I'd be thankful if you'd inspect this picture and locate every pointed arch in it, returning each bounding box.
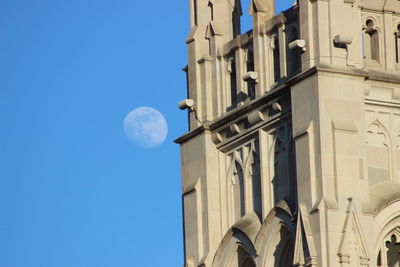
[227,150,245,181]
[366,119,391,147]
[269,128,291,205]
[227,150,246,223]
[363,18,381,64]
[243,140,262,218]
[366,119,393,185]
[229,245,257,267]
[384,235,400,267]
[212,224,258,267]
[337,199,370,267]
[255,200,294,251]
[293,203,317,267]
[255,201,296,267]
[268,129,287,164]
[244,141,260,178]
[374,200,400,267]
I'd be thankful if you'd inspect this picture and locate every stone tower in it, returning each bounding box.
[175,0,400,266]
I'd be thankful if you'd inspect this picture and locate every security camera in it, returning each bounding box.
[334,34,353,45]
[242,71,259,82]
[289,39,306,51]
[178,99,194,110]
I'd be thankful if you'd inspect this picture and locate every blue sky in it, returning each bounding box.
[0,1,292,266]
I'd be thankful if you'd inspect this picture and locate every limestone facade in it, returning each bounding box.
[175,0,400,266]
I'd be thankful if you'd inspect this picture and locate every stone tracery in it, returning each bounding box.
[366,120,392,184]
[377,228,400,267]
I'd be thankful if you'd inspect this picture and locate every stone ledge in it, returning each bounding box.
[175,64,400,145]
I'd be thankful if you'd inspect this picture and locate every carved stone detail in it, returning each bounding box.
[366,120,392,184]
[338,199,370,267]
[226,138,262,224]
[293,203,317,267]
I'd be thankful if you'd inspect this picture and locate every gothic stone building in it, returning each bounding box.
[175,0,400,266]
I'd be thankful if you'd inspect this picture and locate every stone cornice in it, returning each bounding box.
[174,123,210,145]
[175,64,400,145]
[175,86,290,145]
[313,63,400,84]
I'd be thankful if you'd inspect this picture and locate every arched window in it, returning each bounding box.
[377,234,400,267]
[260,224,295,267]
[374,203,400,267]
[395,24,400,64]
[386,235,400,267]
[213,229,258,267]
[363,19,380,62]
[376,223,400,267]
[271,133,291,205]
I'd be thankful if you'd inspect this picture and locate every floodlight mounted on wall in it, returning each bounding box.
[242,71,259,82]
[178,99,194,110]
[289,39,306,52]
[334,34,353,47]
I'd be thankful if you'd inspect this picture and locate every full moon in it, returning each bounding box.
[123,107,168,148]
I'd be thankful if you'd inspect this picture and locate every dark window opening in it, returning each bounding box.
[273,36,281,83]
[229,59,238,106]
[246,49,255,100]
[386,235,400,267]
[287,26,301,76]
[396,34,399,63]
